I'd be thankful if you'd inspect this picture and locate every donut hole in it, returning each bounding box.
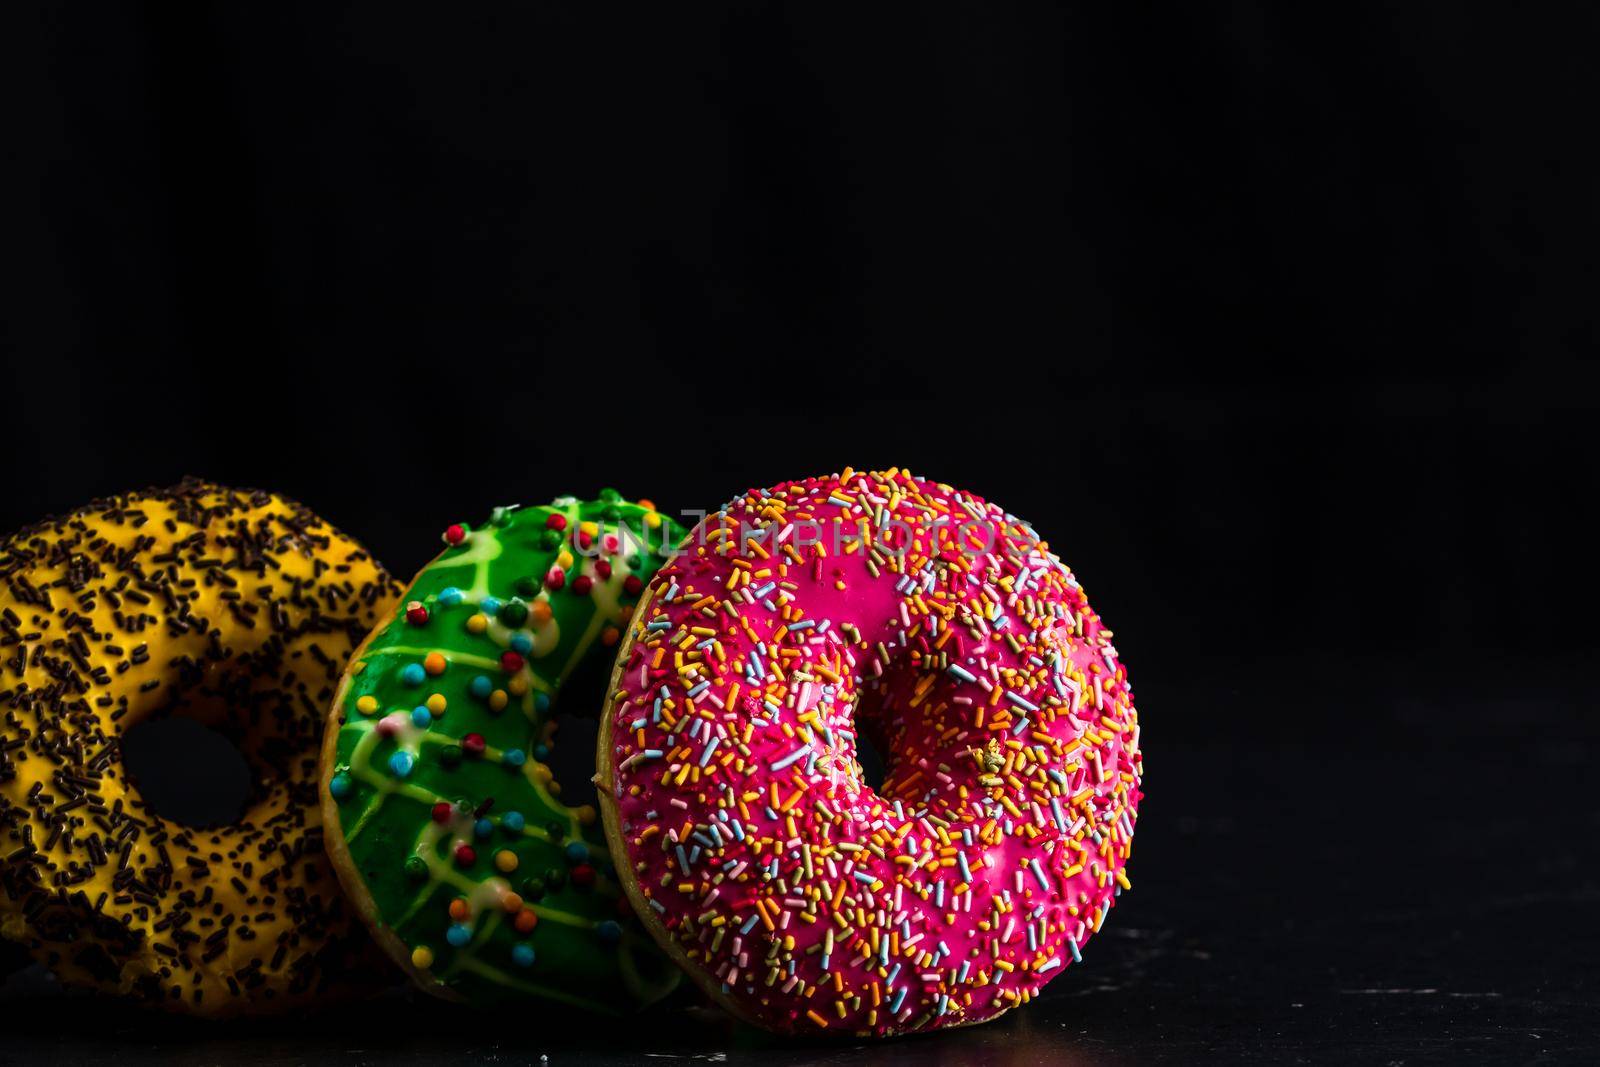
[542,711,600,811]
[854,728,888,792]
[121,717,253,828]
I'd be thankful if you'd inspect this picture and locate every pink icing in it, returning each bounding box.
[606,470,1142,1036]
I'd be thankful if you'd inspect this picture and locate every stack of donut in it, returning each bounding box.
[0,470,1142,1038]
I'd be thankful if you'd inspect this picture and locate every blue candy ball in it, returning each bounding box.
[501,811,525,833]
[439,586,464,607]
[565,841,589,865]
[533,744,550,761]
[400,663,427,687]
[446,923,473,948]
[328,772,352,800]
[595,920,621,945]
[503,748,526,768]
[474,818,494,839]
[411,706,432,728]
[388,751,415,778]
[510,632,533,654]
[470,675,493,699]
[481,596,502,615]
[511,943,535,967]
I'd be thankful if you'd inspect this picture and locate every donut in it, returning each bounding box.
[320,492,689,1012]
[596,469,1143,1036]
[0,480,401,1015]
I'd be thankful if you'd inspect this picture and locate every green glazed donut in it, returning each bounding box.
[319,492,686,1012]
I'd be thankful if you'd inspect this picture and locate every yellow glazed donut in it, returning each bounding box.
[0,481,401,1015]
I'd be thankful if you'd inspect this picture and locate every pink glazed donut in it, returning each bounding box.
[595,468,1143,1037]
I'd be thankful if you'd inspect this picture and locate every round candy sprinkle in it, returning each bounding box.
[494,849,519,873]
[410,706,432,728]
[424,651,447,676]
[474,818,494,839]
[438,586,464,607]
[426,693,447,716]
[481,596,502,615]
[623,575,643,596]
[572,575,593,596]
[388,751,415,777]
[498,599,529,628]
[509,632,533,654]
[431,802,453,824]
[503,748,527,768]
[446,923,473,948]
[545,567,565,591]
[514,909,539,933]
[545,513,567,531]
[355,695,379,716]
[500,651,525,673]
[571,864,595,889]
[488,689,509,713]
[400,663,426,687]
[520,877,546,901]
[470,675,493,699]
[440,745,463,767]
[514,575,540,597]
[405,601,428,626]
[404,855,429,880]
[595,920,621,945]
[463,733,486,758]
[501,892,523,913]
[449,898,471,921]
[454,844,476,867]
[328,772,352,800]
[411,946,435,969]
[465,613,488,635]
[501,811,525,833]
[511,943,535,967]
[564,841,589,865]
[443,524,467,546]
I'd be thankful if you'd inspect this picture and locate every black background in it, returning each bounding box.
[3,4,1597,1063]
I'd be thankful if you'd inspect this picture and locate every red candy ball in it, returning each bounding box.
[545,513,567,531]
[545,566,565,591]
[500,650,525,673]
[431,802,454,824]
[454,844,476,866]
[405,601,429,626]
[571,863,596,888]
[463,733,487,757]
[443,524,466,546]
[623,576,644,596]
[595,561,612,580]
[572,575,593,596]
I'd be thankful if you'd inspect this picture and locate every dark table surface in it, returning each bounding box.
[4,674,1596,1065]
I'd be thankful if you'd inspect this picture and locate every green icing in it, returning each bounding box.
[327,493,686,1012]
